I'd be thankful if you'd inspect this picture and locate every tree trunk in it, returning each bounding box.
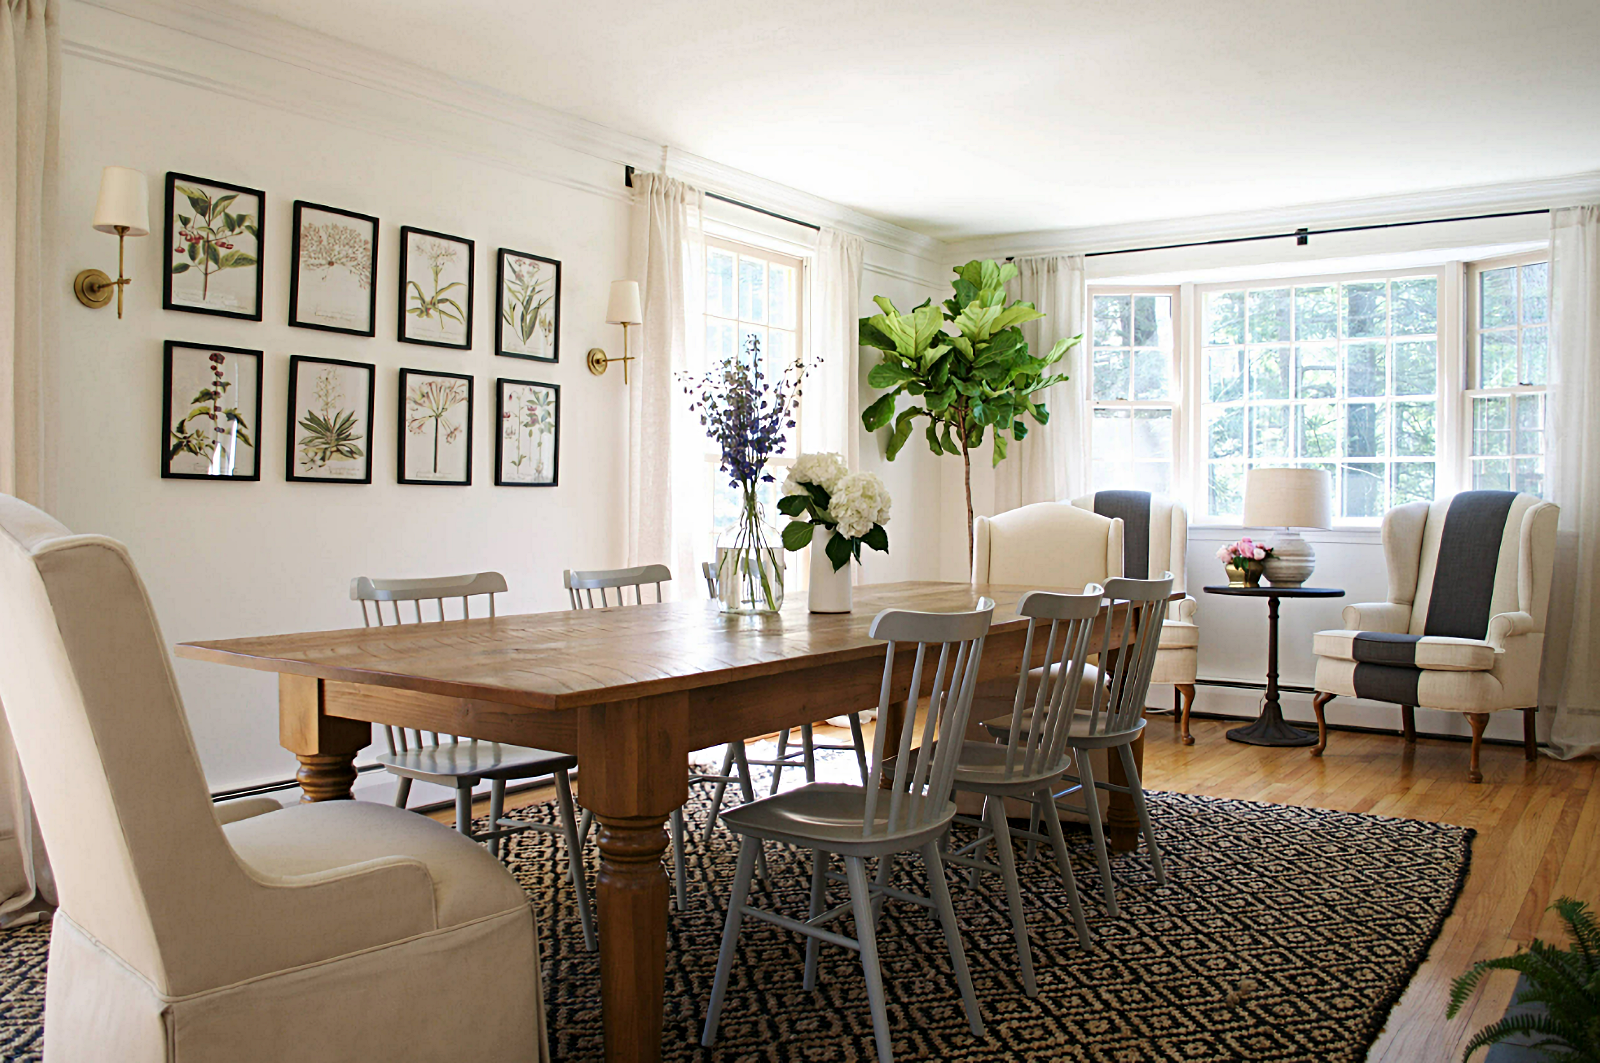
[961,433,974,575]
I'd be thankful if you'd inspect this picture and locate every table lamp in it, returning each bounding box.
[1242,467,1333,587]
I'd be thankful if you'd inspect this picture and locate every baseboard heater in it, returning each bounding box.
[1189,677,1539,750]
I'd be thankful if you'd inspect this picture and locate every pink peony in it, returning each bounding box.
[1253,546,1266,560]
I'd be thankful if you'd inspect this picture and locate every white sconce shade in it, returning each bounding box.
[91,166,150,236]
[605,280,642,325]
[1242,467,1333,529]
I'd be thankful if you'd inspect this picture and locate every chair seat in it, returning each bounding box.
[983,710,1146,749]
[716,782,956,856]
[223,800,530,930]
[1313,630,1496,672]
[1160,620,1198,649]
[377,742,577,785]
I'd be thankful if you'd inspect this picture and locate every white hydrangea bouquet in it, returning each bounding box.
[777,452,892,571]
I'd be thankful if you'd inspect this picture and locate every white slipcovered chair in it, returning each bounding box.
[967,502,1123,820]
[0,495,548,1062]
[1071,491,1199,743]
[1310,489,1558,783]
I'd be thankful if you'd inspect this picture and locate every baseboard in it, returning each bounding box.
[1178,708,1538,750]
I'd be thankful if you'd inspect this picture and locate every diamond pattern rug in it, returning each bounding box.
[0,782,1471,1062]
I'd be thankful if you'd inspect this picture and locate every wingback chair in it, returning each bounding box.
[968,502,1124,818]
[1071,491,1199,743]
[0,495,548,1062]
[1310,489,1558,783]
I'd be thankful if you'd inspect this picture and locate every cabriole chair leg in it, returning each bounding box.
[1311,692,1335,757]
[1176,683,1196,746]
[1466,712,1490,783]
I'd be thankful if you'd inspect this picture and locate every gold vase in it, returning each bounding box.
[1227,560,1265,587]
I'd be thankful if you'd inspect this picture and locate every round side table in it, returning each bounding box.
[1201,585,1345,746]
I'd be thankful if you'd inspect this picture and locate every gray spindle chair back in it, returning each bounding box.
[350,572,508,757]
[1080,574,1174,738]
[862,599,994,838]
[997,587,1104,780]
[563,564,672,609]
[700,561,718,599]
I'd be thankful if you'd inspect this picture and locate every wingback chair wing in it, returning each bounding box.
[1310,489,1558,783]
[1071,491,1199,743]
[968,502,1124,819]
[0,495,548,1062]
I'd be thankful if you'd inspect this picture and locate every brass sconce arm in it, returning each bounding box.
[74,225,134,319]
[587,321,637,384]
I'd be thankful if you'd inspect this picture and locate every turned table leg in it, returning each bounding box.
[579,693,689,1063]
[279,674,370,801]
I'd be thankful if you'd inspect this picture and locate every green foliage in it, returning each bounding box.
[170,185,256,300]
[778,480,889,572]
[1448,897,1600,1062]
[297,408,364,469]
[859,259,1080,560]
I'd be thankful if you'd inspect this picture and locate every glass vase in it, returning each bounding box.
[715,484,785,615]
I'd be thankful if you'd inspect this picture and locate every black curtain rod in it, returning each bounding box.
[625,166,822,232]
[1060,207,1550,260]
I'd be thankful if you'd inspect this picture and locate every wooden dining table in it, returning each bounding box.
[177,580,1154,1063]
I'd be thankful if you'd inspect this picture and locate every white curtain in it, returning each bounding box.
[802,228,865,469]
[994,254,1089,513]
[0,0,58,923]
[624,173,704,593]
[1545,205,1600,759]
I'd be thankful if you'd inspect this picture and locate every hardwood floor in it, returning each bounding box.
[437,714,1599,1061]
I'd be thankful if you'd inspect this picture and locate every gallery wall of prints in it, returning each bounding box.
[51,50,631,794]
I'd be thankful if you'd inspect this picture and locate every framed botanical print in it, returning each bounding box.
[495,378,559,486]
[398,368,473,486]
[289,201,379,336]
[286,355,375,484]
[163,172,264,320]
[161,341,262,481]
[496,248,560,362]
[398,226,473,349]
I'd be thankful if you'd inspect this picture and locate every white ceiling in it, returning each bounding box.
[216,0,1600,242]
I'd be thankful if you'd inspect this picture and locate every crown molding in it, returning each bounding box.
[948,170,1600,261]
[64,0,946,263]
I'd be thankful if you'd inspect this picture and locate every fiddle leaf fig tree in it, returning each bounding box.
[859,259,1080,567]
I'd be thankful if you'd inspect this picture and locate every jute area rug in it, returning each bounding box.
[0,764,1472,1062]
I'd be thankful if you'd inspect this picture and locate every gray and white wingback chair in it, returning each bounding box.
[1072,491,1199,743]
[1310,489,1558,783]
[0,495,548,1062]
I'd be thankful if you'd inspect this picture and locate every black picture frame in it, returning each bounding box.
[289,201,379,337]
[160,341,264,482]
[494,378,559,487]
[397,368,474,486]
[285,355,376,484]
[398,226,474,350]
[162,171,265,321]
[495,248,561,363]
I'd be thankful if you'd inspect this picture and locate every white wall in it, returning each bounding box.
[51,2,951,795]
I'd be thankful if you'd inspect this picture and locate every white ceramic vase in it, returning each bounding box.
[808,529,853,613]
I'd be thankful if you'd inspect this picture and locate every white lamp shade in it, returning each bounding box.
[1242,467,1333,529]
[605,280,642,325]
[91,166,150,236]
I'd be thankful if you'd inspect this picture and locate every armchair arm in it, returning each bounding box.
[1487,610,1540,650]
[1341,601,1411,633]
[1170,594,1197,623]
[213,796,281,825]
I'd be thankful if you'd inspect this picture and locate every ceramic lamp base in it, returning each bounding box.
[1263,529,1316,587]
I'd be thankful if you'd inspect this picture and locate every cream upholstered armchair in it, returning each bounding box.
[0,495,548,1062]
[1071,491,1199,743]
[968,502,1123,817]
[1310,489,1558,783]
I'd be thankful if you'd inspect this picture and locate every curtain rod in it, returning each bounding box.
[1025,207,1550,260]
[625,166,823,232]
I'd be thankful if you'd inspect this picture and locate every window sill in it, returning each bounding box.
[1188,523,1383,546]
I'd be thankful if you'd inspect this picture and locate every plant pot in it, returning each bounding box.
[715,485,785,615]
[808,529,853,613]
[1227,559,1265,587]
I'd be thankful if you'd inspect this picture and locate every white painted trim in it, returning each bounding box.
[1187,524,1384,546]
[64,0,946,264]
[948,170,1600,261]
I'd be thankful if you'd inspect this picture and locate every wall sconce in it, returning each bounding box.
[73,166,150,319]
[587,280,642,384]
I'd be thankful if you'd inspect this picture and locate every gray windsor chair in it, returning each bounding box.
[984,574,1173,918]
[701,598,995,1063]
[351,572,596,950]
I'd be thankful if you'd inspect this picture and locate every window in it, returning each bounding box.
[1197,271,1440,520]
[702,238,805,553]
[1089,290,1178,494]
[1466,254,1547,496]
